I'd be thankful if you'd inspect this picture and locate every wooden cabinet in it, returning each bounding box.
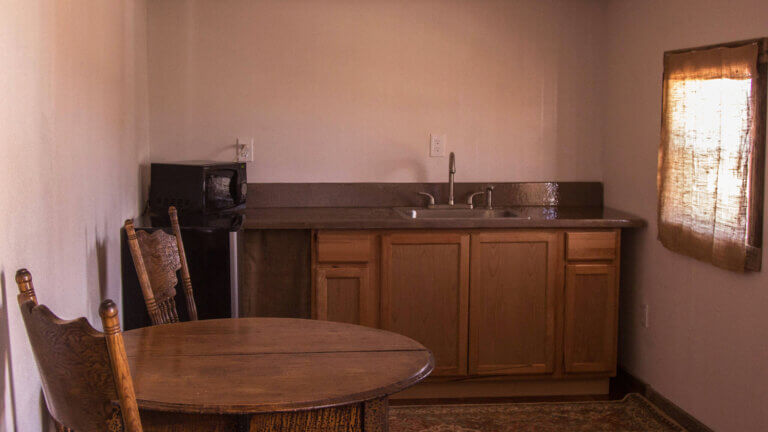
[563,229,619,375]
[316,232,374,263]
[564,263,618,374]
[381,232,470,376]
[315,265,376,327]
[469,231,560,375]
[566,231,617,261]
[312,228,622,393]
[312,232,379,328]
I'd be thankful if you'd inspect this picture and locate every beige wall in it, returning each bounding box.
[0,0,149,430]
[602,1,768,431]
[146,0,606,182]
[3,0,768,430]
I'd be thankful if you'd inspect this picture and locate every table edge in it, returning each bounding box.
[133,350,434,414]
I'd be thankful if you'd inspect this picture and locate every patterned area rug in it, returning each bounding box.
[389,393,687,432]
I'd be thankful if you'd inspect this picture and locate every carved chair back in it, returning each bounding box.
[15,269,143,432]
[124,206,198,325]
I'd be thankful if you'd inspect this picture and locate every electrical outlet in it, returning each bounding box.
[236,137,254,162]
[430,134,446,157]
[641,304,649,328]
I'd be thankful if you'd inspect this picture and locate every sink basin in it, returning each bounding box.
[396,207,529,220]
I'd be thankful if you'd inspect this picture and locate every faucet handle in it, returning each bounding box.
[417,192,436,207]
[485,185,495,210]
[466,191,485,208]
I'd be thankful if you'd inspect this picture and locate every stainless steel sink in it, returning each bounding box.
[396,207,530,220]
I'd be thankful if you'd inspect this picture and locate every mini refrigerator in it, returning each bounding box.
[120,215,244,330]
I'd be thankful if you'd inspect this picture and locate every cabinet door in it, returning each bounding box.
[469,231,559,375]
[315,265,377,328]
[381,232,470,376]
[564,264,617,374]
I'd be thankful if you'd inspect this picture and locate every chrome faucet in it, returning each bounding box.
[417,152,481,209]
[466,191,484,209]
[448,152,456,206]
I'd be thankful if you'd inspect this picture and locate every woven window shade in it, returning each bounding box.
[658,42,765,272]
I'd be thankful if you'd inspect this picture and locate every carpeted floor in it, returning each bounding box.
[389,393,687,432]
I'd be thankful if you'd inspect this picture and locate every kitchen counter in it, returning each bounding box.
[239,184,643,399]
[242,206,645,230]
[240,182,644,326]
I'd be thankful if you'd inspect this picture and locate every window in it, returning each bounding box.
[658,39,768,272]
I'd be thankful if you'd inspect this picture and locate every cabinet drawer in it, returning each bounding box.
[316,232,373,263]
[566,231,617,261]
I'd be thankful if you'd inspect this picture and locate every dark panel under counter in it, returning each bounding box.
[241,230,311,318]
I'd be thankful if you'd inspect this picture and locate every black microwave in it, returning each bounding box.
[149,161,247,219]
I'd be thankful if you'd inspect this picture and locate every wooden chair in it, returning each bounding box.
[15,269,143,432]
[124,206,198,326]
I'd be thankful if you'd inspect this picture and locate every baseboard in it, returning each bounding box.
[615,367,714,432]
[391,378,609,400]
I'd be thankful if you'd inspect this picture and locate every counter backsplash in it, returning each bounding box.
[246,182,603,208]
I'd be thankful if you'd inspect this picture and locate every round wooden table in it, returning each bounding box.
[122,318,433,431]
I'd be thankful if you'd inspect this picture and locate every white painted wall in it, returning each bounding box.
[3,0,768,430]
[0,1,149,430]
[602,1,768,431]
[146,0,606,183]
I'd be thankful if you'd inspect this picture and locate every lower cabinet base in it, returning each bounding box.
[390,378,609,400]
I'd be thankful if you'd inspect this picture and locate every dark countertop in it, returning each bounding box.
[242,206,645,230]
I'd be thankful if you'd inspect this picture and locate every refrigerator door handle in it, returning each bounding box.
[229,230,240,318]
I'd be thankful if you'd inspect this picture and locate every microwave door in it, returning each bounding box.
[206,171,236,211]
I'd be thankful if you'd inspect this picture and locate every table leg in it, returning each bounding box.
[55,422,73,432]
[363,398,388,432]
[140,398,390,432]
[249,403,361,431]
